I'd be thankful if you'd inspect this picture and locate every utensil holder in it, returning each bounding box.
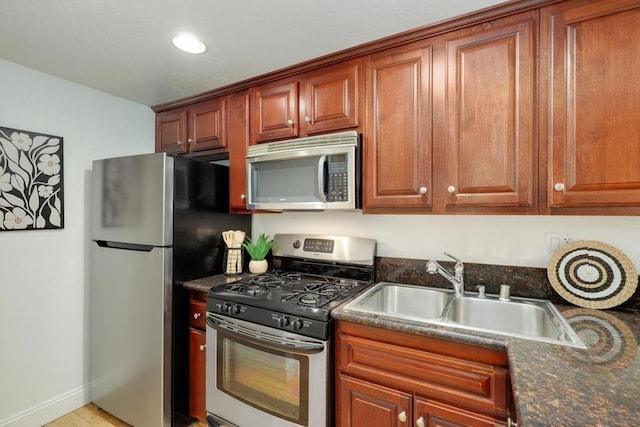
[223,248,243,275]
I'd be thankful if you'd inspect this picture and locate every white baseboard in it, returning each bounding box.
[0,385,90,427]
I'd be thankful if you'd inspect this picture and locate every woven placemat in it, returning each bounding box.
[547,240,638,309]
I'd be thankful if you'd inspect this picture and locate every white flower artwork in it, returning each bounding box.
[0,126,64,231]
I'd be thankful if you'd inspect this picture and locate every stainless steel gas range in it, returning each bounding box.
[205,234,376,427]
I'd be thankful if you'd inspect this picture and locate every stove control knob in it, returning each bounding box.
[278,316,290,328]
[230,304,241,314]
[292,319,304,330]
[217,303,230,314]
[292,239,301,249]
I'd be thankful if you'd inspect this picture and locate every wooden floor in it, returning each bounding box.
[43,403,204,427]
[43,404,130,426]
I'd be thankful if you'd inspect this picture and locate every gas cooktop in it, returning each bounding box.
[207,234,377,339]
[210,270,370,319]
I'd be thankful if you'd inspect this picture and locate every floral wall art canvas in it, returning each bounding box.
[0,126,64,231]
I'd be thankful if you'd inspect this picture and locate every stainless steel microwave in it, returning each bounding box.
[246,131,361,211]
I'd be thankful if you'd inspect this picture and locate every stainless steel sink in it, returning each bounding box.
[344,282,452,320]
[344,282,586,348]
[444,296,582,345]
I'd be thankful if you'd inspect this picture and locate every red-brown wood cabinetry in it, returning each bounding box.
[251,58,363,144]
[156,97,227,157]
[228,90,251,212]
[363,41,435,212]
[188,291,207,422]
[335,321,514,427]
[540,0,640,213]
[443,12,537,213]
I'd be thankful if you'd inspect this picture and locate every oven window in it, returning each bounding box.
[217,331,309,425]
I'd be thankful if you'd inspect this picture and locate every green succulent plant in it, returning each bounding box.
[242,233,274,261]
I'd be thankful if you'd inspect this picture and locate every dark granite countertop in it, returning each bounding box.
[185,273,640,425]
[332,301,640,426]
[183,273,255,293]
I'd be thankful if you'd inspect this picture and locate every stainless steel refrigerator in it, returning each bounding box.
[89,153,250,426]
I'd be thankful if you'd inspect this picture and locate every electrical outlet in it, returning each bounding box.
[546,232,578,254]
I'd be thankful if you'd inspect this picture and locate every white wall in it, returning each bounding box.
[0,59,154,426]
[253,212,640,269]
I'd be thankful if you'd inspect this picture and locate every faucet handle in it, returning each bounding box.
[444,252,463,265]
[476,285,486,298]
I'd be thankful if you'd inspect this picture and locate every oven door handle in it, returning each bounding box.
[207,314,326,354]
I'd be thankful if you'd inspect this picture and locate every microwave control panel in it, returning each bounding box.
[327,154,349,202]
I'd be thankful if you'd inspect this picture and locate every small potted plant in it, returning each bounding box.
[242,233,274,274]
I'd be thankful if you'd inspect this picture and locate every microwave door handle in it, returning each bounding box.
[318,155,327,202]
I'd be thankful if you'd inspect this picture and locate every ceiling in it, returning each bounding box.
[0,0,506,107]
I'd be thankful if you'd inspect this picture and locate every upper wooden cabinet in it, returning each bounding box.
[540,0,640,212]
[363,41,434,212]
[443,12,537,213]
[156,96,227,157]
[156,109,187,154]
[250,78,299,143]
[250,58,363,143]
[153,0,640,216]
[303,58,363,135]
[364,12,537,214]
[228,90,251,212]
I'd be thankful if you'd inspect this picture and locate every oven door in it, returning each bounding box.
[206,313,329,427]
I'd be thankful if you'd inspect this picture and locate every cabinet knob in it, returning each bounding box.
[187,138,194,144]
[199,344,206,351]
[177,140,183,145]
[286,119,294,126]
[419,186,428,195]
[240,194,247,200]
[416,417,425,427]
[447,185,456,194]
[304,116,312,123]
[193,312,202,320]
[554,182,566,192]
[398,411,407,423]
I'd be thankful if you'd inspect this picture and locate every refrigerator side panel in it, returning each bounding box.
[91,153,173,246]
[90,243,173,427]
[173,159,252,283]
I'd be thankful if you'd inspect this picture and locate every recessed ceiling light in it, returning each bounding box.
[172,33,207,54]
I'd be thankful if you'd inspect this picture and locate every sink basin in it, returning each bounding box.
[343,282,452,320]
[344,282,585,348]
[446,297,572,341]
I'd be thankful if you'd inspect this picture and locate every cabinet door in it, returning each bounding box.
[188,97,227,153]
[415,398,506,427]
[338,374,412,427]
[444,12,536,212]
[228,91,251,212]
[156,109,188,154]
[303,58,363,135]
[364,41,434,212]
[189,328,206,422]
[251,78,299,143]
[542,0,640,209]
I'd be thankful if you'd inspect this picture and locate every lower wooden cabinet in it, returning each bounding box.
[339,374,412,427]
[188,291,207,422]
[335,321,514,427]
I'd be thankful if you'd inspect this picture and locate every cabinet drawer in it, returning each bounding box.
[189,299,206,330]
[337,332,509,417]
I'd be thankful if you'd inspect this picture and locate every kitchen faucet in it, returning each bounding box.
[426,252,465,296]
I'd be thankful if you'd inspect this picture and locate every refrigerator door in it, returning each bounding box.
[90,242,172,427]
[91,153,173,246]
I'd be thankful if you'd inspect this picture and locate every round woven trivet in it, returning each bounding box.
[547,240,638,309]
